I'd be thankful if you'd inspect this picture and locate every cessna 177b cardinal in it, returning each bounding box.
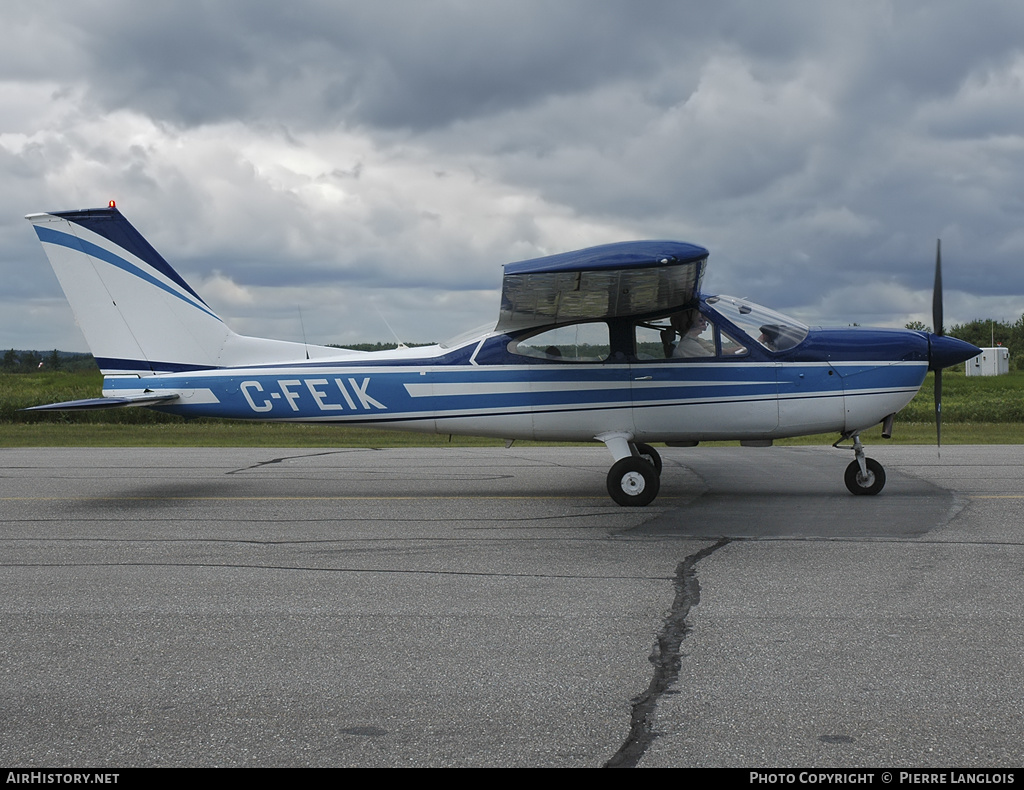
[25,205,979,506]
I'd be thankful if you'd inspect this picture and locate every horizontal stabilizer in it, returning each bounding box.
[22,393,180,412]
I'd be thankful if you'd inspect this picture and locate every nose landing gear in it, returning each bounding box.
[836,431,886,495]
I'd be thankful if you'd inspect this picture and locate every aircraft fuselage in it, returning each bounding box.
[102,311,945,445]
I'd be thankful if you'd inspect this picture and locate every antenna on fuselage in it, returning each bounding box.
[374,303,409,350]
[297,305,310,360]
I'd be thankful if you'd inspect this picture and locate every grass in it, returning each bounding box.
[0,421,522,448]
[2,368,1023,447]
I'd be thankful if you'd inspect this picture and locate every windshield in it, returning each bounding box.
[703,295,808,352]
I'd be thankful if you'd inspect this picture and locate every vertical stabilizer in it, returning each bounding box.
[27,207,232,374]
[27,207,344,374]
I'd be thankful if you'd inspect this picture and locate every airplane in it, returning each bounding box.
[24,203,980,506]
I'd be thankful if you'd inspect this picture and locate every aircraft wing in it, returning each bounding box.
[22,393,181,412]
[496,240,708,331]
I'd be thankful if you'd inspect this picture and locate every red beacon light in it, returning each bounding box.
[108,200,116,208]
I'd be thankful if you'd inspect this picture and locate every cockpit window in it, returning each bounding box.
[510,322,610,362]
[703,295,808,351]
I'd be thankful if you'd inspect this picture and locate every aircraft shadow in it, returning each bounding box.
[633,450,958,539]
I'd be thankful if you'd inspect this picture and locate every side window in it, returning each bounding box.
[634,311,748,360]
[635,321,673,360]
[510,322,610,362]
[719,329,748,356]
[636,310,714,359]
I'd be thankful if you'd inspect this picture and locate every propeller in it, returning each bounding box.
[925,243,983,450]
[932,239,943,450]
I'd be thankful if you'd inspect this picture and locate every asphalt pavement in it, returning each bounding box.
[1,444,1021,767]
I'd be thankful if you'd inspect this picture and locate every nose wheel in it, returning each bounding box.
[844,457,886,495]
[837,432,886,495]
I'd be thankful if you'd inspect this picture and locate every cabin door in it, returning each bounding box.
[629,315,780,441]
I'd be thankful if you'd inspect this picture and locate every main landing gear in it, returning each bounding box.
[598,432,663,507]
[836,431,886,496]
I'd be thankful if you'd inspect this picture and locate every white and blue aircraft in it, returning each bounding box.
[25,204,979,506]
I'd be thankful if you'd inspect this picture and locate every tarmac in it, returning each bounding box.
[1,444,1021,767]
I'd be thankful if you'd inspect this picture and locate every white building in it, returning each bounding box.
[965,346,1010,376]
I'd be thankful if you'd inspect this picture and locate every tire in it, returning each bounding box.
[607,457,661,507]
[844,458,886,496]
[633,443,663,475]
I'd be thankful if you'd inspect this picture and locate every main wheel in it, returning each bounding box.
[633,442,663,475]
[607,457,660,507]
[844,458,886,496]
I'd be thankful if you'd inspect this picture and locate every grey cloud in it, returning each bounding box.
[33,1,695,130]
[5,1,1024,352]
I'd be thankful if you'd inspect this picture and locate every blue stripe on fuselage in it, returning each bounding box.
[101,359,924,423]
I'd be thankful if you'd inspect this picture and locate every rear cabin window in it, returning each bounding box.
[510,322,610,362]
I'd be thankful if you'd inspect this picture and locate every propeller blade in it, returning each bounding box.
[932,239,943,453]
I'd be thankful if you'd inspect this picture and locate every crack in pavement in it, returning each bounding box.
[225,449,365,474]
[605,537,732,768]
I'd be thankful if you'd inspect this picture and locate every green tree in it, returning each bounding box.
[18,350,41,373]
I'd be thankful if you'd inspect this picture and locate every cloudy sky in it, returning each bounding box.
[3,1,1023,351]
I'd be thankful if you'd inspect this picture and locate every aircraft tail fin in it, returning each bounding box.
[26,206,340,375]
